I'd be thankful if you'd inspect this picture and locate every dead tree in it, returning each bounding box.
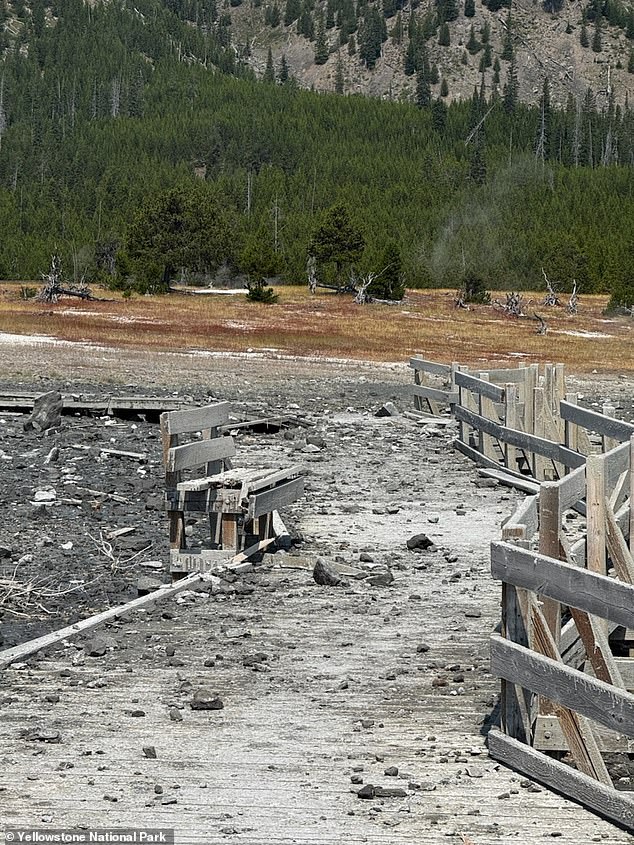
[541,268,561,306]
[566,280,579,315]
[493,291,526,318]
[37,255,95,303]
[454,289,468,309]
[307,254,317,294]
[533,312,548,334]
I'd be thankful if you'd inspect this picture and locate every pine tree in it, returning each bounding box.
[466,25,481,54]
[440,77,449,97]
[404,37,416,75]
[580,20,589,47]
[629,49,634,73]
[298,2,315,38]
[501,13,514,59]
[278,53,290,82]
[284,0,301,25]
[416,66,431,107]
[326,0,335,27]
[464,0,475,16]
[502,57,519,112]
[314,14,329,63]
[432,96,447,129]
[438,22,450,45]
[429,62,439,83]
[592,16,602,51]
[469,137,487,184]
[264,47,276,81]
[435,0,458,24]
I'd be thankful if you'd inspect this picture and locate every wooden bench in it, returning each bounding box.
[160,402,304,577]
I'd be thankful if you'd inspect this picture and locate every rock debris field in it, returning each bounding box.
[0,347,633,844]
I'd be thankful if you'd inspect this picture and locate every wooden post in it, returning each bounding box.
[586,454,607,636]
[554,363,566,438]
[538,482,561,648]
[413,366,423,412]
[523,364,539,437]
[160,413,185,552]
[564,391,579,453]
[504,383,518,471]
[602,402,618,453]
[630,435,634,556]
[533,387,546,480]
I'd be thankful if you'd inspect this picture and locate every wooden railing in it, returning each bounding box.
[411,357,634,828]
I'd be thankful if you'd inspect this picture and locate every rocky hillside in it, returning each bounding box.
[229,0,634,107]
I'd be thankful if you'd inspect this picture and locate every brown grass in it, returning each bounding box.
[0,285,632,374]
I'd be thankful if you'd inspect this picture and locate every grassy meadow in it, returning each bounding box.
[0,285,631,375]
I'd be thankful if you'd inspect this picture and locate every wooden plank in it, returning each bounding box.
[586,455,608,636]
[504,383,519,472]
[501,583,531,743]
[0,539,275,670]
[166,488,243,513]
[412,384,459,405]
[408,357,451,376]
[630,436,634,556]
[534,714,634,753]
[560,400,634,442]
[569,606,625,688]
[502,494,539,540]
[454,405,585,469]
[491,541,634,630]
[170,548,229,573]
[248,477,305,520]
[538,483,561,651]
[454,370,505,403]
[160,402,231,436]
[167,435,236,473]
[556,464,586,513]
[487,729,634,829]
[490,633,634,737]
[523,593,611,784]
[605,498,634,584]
[480,469,540,495]
[481,367,529,383]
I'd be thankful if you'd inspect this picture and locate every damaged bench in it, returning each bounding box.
[160,402,304,577]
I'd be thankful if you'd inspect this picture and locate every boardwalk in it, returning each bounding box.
[1,398,632,844]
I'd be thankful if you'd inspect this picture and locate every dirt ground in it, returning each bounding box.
[0,337,633,844]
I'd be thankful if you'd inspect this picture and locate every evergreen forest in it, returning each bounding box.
[0,0,634,308]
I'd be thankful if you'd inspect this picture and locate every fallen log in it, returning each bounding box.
[0,538,275,670]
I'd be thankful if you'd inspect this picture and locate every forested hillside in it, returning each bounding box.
[0,0,633,307]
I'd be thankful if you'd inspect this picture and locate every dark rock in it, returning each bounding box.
[169,708,183,722]
[24,729,61,743]
[368,569,394,587]
[359,552,374,563]
[416,643,431,653]
[142,746,157,759]
[191,690,224,711]
[351,774,364,784]
[243,652,268,667]
[83,635,117,657]
[313,558,343,586]
[384,766,399,777]
[165,645,176,657]
[374,786,407,798]
[375,402,398,417]
[357,784,376,799]
[24,391,62,432]
[306,434,326,448]
[407,533,434,551]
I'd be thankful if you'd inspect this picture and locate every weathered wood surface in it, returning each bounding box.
[454,406,585,469]
[166,435,237,473]
[488,730,634,830]
[491,541,634,630]
[534,714,634,753]
[490,634,634,738]
[408,356,452,376]
[412,383,459,405]
[454,370,505,403]
[248,477,306,520]
[501,494,539,541]
[559,400,634,442]
[479,469,540,495]
[160,402,231,436]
